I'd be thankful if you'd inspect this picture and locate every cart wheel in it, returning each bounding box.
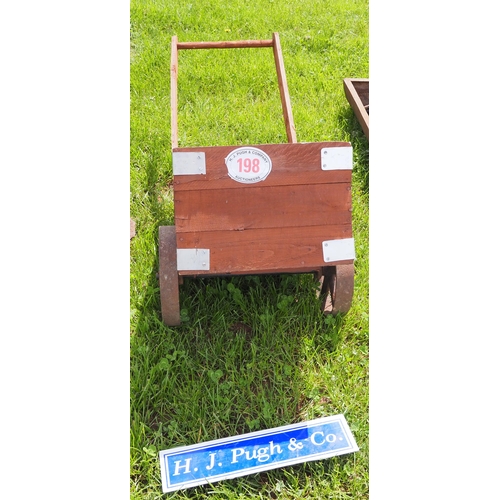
[318,267,334,313]
[158,226,181,326]
[320,264,354,315]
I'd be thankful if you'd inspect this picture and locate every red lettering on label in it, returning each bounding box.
[237,157,260,173]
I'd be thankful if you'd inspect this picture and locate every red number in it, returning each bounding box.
[243,158,251,172]
[237,157,260,173]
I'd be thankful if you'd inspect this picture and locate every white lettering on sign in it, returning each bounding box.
[230,441,283,464]
[311,431,337,445]
[159,414,359,493]
[225,147,272,184]
[172,458,192,476]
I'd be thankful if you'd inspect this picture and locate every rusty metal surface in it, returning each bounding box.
[319,266,335,313]
[158,226,181,326]
[331,264,355,315]
[318,264,354,315]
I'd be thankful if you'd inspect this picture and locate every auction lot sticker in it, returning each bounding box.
[159,415,358,493]
[225,147,272,184]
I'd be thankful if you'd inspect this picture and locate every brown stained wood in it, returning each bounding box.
[177,39,274,50]
[174,165,351,192]
[168,36,354,294]
[173,141,353,275]
[272,33,297,143]
[177,225,353,276]
[181,265,349,278]
[174,182,352,233]
[343,78,369,140]
[171,36,179,149]
[173,142,351,191]
[348,80,368,106]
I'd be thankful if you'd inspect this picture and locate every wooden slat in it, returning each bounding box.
[177,39,273,50]
[173,142,351,191]
[350,79,369,104]
[177,225,353,275]
[174,166,351,192]
[179,265,346,278]
[171,36,179,149]
[272,33,297,143]
[343,78,369,140]
[174,182,352,233]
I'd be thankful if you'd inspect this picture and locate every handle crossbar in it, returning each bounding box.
[170,32,297,149]
[177,39,274,49]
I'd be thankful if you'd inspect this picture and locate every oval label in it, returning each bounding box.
[225,147,272,184]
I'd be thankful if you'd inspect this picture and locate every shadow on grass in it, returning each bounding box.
[130,262,353,497]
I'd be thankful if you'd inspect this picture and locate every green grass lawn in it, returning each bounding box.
[130,0,368,498]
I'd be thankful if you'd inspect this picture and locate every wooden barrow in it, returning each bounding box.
[159,33,355,326]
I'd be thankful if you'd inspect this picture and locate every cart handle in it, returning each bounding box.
[170,32,297,149]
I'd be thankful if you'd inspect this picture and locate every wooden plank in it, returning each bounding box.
[173,142,351,191]
[351,80,369,105]
[171,36,179,149]
[179,265,342,278]
[343,78,369,140]
[272,33,297,143]
[177,39,274,50]
[174,182,352,233]
[177,225,353,275]
[174,166,351,192]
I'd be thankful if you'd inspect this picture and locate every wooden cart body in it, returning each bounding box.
[159,34,355,325]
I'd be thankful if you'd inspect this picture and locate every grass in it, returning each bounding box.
[130,0,368,498]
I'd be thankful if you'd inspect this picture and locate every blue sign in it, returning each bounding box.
[159,414,359,493]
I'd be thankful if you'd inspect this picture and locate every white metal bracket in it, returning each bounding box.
[321,146,353,171]
[176,248,210,271]
[173,152,206,175]
[322,238,355,262]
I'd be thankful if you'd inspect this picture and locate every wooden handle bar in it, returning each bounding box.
[177,39,274,50]
[272,33,296,144]
[171,35,179,150]
[171,32,297,149]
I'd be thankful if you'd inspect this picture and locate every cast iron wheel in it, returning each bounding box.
[320,264,354,315]
[158,225,181,326]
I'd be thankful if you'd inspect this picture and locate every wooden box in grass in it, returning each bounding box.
[172,141,354,277]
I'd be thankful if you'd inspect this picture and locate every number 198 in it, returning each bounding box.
[237,157,260,173]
